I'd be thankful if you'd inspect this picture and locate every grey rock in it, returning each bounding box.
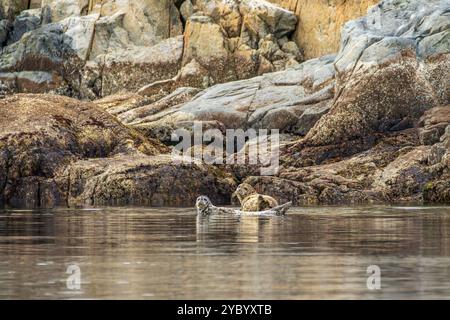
[299,0,450,150]
[0,19,9,46]
[41,0,89,23]
[180,0,195,22]
[0,23,72,71]
[8,9,41,44]
[125,54,336,141]
[99,35,184,96]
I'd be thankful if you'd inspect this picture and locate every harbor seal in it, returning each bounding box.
[196,196,234,216]
[195,196,291,216]
[233,183,278,212]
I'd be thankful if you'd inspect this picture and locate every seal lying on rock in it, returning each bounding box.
[196,196,292,217]
[233,183,278,212]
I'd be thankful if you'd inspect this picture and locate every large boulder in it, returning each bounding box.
[243,128,436,205]
[269,0,379,59]
[422,109,450,203]
[181,15,232,84]
[0,13,99,94]
[0,23,75,93]
[0,94,235,207]
[97,87,202,125]
[176,0,302,88]
[88,0,183,58]
[41,0,89,23]
[98,36,184,96]
[418,106,450,145]
[62,154,236,207]
[291,0,449,162]
[7,8,41,44]
[96,0,182,49]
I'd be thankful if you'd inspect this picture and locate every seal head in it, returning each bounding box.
[233,183,257,203]
[234,183,278,212]
[196,195,213,215]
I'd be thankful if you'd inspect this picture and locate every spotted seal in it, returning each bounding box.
[196,195,292,216]
[233,183,278,212]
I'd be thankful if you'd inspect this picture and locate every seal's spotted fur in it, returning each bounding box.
[196,195,292,216]
[234,183,278,212]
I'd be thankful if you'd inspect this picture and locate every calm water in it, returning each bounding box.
[0,206,449,299]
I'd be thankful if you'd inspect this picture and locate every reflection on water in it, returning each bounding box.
[0,206,449,299]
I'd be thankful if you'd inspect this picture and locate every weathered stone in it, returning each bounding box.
[269,0,379,59]
[0,23,66,71]
[243,176,318,206]
[273,130,431,204]
[291,0,449,165]
[0,94,165,207]
[371,146,432,201]
[180,0,194,22]
[0,0,30,20]
[174,0,301,89]
[0,0,303,98]
[0,70,61,93]
[60,13,99,60]
[41,0,88,23]
[0,13,100,95]
[239,0,297,39]
[129,55,336,141]
[182,15,231,78]
[293,99,332,136]
[423,179,450,203]
[98,0,182,48]
[123,87,201,125]
[98,36,184,96]
[62,154,236,207]
[0,93,235,207]
[93,92,154,117]
[0,19,9,46]
[8,8,41,44]
[419,106,450,145]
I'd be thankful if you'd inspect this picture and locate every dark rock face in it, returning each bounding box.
[8,8,41,44]
[423,122,450,203]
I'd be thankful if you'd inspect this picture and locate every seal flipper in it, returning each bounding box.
[271,202,292,216]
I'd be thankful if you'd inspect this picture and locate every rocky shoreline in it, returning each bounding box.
[0,0,449,208]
